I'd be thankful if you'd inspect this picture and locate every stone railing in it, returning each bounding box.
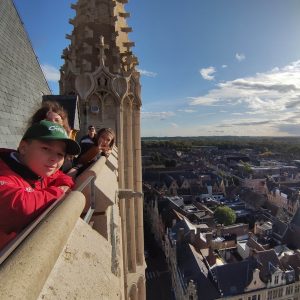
[0,148,124,300]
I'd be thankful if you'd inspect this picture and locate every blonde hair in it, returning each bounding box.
[96,128,115,148]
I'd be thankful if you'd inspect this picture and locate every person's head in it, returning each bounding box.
[96,128,115,149]
[30,101,71,134]
[18,120,80,177]
[88,125,96,138]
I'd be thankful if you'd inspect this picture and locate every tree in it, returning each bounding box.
[214,206,236,226]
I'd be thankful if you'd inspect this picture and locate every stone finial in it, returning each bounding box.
[98,35,109,68]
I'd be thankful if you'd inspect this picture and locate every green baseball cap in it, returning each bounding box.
[22,120,81,156]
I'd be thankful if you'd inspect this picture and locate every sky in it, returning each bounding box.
[13,0,300,137]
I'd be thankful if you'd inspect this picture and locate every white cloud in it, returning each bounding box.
[189,60,300,135]
[142,111,175,120]
[222,65,228,68]
[137,68,157,77]
[235,53,245,62]
[41,64,60,81]
[177,109,197,113]
[199,66,216,81]
[171,123,179,128]
[190,60,300,109]
[231,112,244,115]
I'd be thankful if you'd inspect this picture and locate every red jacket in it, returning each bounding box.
[0,149,74,249]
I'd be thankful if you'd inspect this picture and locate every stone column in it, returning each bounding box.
[116,103,124,187]
[125,100,136,272]
[133,105,144,265]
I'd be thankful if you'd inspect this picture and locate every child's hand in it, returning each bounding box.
[59,186,70,193]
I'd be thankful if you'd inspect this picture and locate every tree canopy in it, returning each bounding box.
[214,206,236,226]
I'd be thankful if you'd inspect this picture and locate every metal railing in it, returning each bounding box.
[75,175,96,223]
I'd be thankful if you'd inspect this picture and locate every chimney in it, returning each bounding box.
[206,232,213,246]
[177,228,185,243]
[207,246,216,266]
[207,185,212,195]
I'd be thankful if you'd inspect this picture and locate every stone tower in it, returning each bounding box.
[59,1,145,299]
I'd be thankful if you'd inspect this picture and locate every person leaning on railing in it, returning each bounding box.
[68,128,115,178]
[0,120,81,250]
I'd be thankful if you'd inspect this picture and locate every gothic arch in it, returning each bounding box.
[102,93,118,131]
[128,76,141,106]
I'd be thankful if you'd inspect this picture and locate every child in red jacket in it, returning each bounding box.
[0,120,81,249]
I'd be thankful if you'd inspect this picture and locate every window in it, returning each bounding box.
[267,291,272,300]
[252,295,257,300]
[278,288,283,297]
[275,275,279,284]
[286,286,293,295]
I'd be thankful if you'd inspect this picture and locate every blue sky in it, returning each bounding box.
[14,0,300,137]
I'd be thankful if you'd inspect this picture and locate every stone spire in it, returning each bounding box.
[59,0,139,95]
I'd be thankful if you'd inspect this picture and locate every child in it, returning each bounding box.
[0,120,81,249]
[69,128,115,177]
[30,101,77,172]
[29,101,71,136]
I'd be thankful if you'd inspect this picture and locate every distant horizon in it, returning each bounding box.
[141,135,300,139]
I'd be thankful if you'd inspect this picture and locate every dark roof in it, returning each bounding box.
[283,224,300,249]
[282,208,300,249]
[266,179,277,193]
[42,95,80,130]
[291,208,300,227]
[177,243,220,300]
[255,249,281,282]
[143,171,160,182]
[280,253,300,280]
[272,219,288,237]
[212,258,258,296]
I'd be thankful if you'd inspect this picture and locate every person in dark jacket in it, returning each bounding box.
[79,125,97,155]
[0,120,80,249]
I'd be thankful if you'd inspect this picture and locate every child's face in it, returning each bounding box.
[98,133,113,149]
[19,140,66,177]
[46,111,63,126]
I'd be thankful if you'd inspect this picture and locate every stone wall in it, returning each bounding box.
[0,0,50,149]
